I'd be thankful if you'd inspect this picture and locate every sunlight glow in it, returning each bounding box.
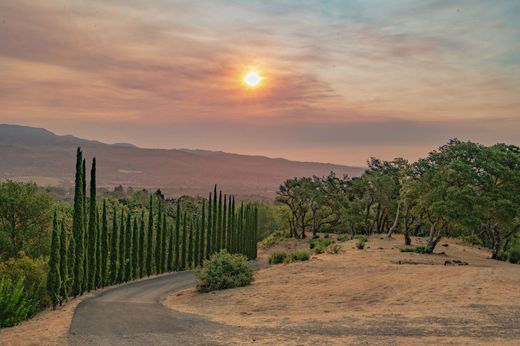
[243,70,262,87]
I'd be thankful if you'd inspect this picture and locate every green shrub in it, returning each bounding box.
[356,240,366,250]
[354,235,368,243]
[269,252,287,265]
[0,256,49,314]
[309,238,333,254]
[337,234,350,242]
[400,246,432,254]
[260,230,287,248]
[285,251,310,263]
[508,242,520,264]
[0,277,33,328]
[196,251,253,293]
[460,234,483,246]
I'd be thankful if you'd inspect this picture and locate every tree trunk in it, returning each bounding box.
[404,230,412,246]
[387,201,401,238]
[426,220,440,252]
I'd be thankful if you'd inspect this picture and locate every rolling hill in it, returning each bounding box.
[0,124,364,200]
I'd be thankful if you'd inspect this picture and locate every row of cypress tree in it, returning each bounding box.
[47,147,258,308]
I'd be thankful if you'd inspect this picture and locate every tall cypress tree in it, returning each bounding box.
[254,206,258,259]
[101,201,108,286]
[68,226,75,296]
[155,197,162,274]
[174,201,180,271]
[222,194,227,250]
[139,210,145,278]
[225,195,231,250]
[216,190,222,251]
[212,186,217,254]
[206,193,212,258]
[167,222,174,271]
[161,216,167,273]
[59,219,68,303]
[132,216,139,280]
[47,211,61,309]
[72,148,84,297]
[118,209,125,283]
[230,196,235,253]
[199,200,205,265]
[110,206,118,285]
[180,213,187,270]
[81,158,87,294]
[125,210,132,282]
[188,218,194,268]
[146,195,153,276]
[95,209,102,289]
[87,158,97,292]
[194,217,200,267]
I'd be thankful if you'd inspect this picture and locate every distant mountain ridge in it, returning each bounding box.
[0,124,364,200]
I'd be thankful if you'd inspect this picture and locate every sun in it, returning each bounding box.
[243,70,262,87]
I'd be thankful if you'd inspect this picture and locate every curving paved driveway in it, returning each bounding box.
[69,272,222,345]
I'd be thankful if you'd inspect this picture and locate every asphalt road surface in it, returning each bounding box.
[69,271,223,345]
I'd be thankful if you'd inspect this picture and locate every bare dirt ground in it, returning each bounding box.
[165,234,520,345]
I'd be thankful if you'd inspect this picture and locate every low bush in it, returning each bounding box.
[400,246,432,254]
[309,238,333,254]
[327,244,342,254]
[0,277,33,328]
[285,251,310,263]
[508,241,520,264]
[196,251,253,293]
[269,252,287,265]
[260,230,288,248]
[356,240,366,250]
[354,235,369,243]
[0,255,49,318]
[337,234,350,242]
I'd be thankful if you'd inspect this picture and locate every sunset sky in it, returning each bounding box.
[1,0,519,166]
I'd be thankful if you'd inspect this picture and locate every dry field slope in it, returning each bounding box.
[165,235,520,345]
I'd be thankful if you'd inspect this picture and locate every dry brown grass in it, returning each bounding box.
[165,234,520,345]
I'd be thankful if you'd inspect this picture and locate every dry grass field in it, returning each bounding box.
[165,235,520,345]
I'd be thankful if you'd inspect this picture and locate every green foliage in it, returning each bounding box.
[0,278,33,328]
[460,234,483,246]
[337,234,350,242]
[196,251,253,293]
[269,252,287,264]
[506,239,520,264]
[400,246,432,254]
[72,148,84,297]
[180,213,187,270]
[59,220,68,301]
[87,158,97,292]
[146,195,153,276]
[356,240,366,250]
[354,235,368,242]
[269,250,310,265]
[260,229,288,248]
[309,237,333,254]
[0,180,54,260]
[47,211,61,308]
[285,251,310,263]
[0,256,49,315]
[110,206,118,284]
